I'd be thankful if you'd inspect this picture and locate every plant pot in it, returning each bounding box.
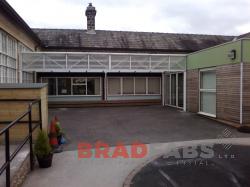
[37,153,53,168]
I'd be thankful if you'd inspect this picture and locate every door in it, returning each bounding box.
[199,69,216,117]
[169,72,184,108]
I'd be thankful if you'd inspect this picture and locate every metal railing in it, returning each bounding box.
[0,99,42,187]
[20,52,186,73]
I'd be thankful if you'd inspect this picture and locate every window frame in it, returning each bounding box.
[107,76,161,96]
[41,77,102,96]
[0,30,18,83]
[122,77,135,95]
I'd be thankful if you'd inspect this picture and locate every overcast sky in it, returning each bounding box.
[7,0,250,36]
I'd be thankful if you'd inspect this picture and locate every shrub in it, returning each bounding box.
[34,130,52,158]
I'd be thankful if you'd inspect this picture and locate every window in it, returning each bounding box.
[123,77,134,94]
[108,78,121,95]
[42,78,57,95]
[148,77,161,94]
[18,43,33,83]
[73,85,86,95]
[135,78,146,94]
[200,69,216,116]
[0,30,18,83]
[73,78,86,84]
[22,72,33,83]
[41,77,101,96]
[108,76,161,96]
[87,78,101,95]
[72,78,86,95]
[58,78,72,95]
[0,30,35,83]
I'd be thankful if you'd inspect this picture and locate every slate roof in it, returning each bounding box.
[236,32,250,39]
[33,29,234,53]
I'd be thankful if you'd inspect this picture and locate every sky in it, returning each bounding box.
[7,0,250,36]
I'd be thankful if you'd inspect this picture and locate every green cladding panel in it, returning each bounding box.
[243,40,250,62]
[187,40,242,70]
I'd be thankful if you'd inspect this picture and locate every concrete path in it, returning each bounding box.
[23,138,250,187]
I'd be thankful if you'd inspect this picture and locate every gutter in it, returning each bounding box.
[240,40,243,125]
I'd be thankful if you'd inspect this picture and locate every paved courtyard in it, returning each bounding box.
[49,106,249,150]
[23,106,250,187]
[23,138,250,187]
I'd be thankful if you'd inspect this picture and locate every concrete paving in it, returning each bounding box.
[49,106,250,150]
[23,138,250,187]
[130,144,250,187]
[22,106,250,187]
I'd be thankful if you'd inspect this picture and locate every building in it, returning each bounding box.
[187,38,250,125]
[0,0,249,125]
[0,0,40,83]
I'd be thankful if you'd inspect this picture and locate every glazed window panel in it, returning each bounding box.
[73,85,86,95]
[123,77,134,94]
[0,30,18,83]
[148,77,161,94]
[22,72,34,83]
[1,32,7,54]
[40,77,101,96]
[87,78,101,95]
[58,78,72,95]
[42,77,57,95]
[108,78,121,95]
[73,78,86,84]
[135,77,146,94]
[200,92,216,115]
[200,71,216,90]
[200,70,216,116]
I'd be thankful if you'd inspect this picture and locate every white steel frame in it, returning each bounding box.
[198,68,216,118]
[20,52,186,73]
[167,72,184,109]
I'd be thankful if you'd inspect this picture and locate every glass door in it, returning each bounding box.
[177,73,184,108]
[170,74,176,106]
[170,73,184,108]
[199,69,216,117]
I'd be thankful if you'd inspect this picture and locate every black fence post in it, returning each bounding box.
[28,109,34,171]
[0,99,42,186]
[5,130,10,187]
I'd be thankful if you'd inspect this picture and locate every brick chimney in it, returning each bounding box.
[85,3,96,34]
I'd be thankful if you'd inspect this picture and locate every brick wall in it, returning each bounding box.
[216,63,241,123]
[187,69,199,113]
[187,64,242,125]
[243,63,250,124]
[0,86,48,143]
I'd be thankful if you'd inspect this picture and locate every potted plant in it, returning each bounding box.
[34,130,53,168]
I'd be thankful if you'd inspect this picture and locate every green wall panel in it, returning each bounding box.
[187,40,242,70]
[243,40,250,62]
